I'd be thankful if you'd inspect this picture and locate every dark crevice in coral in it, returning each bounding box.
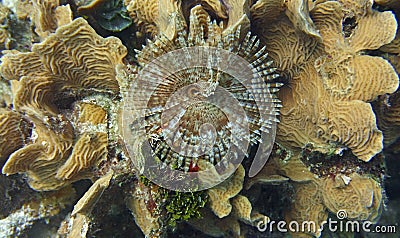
[243,183,294,238]
[54,94,82,111]
[0,174,36,219]
[342,16,357,38]
[383,152,400,200]
[72,179,92,199]
[66,0,140,59]
[170,222,215,238]
[88,183,143,238]
[300,144,385,180]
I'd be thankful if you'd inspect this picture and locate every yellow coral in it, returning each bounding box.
[31,0,73,39]
[12,76,58,118]
[207,165,245,218]
[56,103,108,180]
[77,103,108,125]
[190,193,267,238]
[337,0,372,17]
[377,2,400,149]
[223,0,249,30]
[15,0,34,19]
[232,195,269,226]
[0,110,31,163]
[253,0,399,161]
[276,153,316,182]
[124,0,183,39]
[71,172,113,216]
[250,0,284,26]
[2,18,127,93]
[0,18,126,190]
[2,116,74,190]
[278,63,387,161]
[269,151,384,237]
[285,181,328,237]
[0,4,10,48]
[285,0,321,38]
[322,173,382,221]
[56,132,108,180]
[124,0,159,36]
[251,10,319,78]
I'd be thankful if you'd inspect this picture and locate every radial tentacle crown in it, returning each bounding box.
[124,6,282,176]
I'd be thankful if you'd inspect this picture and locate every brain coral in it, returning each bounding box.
[375,0,400,150]
[207,164,245,218]
[285,181,328,237]
[274,153,383,237]
[124,0,184,39]
[322,172,382,221]
[0,110,32,165]
[31,0,73,39]
[252,0,399,161]
[374,89,400,151]
[0,17,127,190]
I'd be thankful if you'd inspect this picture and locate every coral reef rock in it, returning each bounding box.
[252,0,399,162]
[0,17,127,191]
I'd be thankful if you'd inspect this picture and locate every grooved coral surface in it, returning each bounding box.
[31,0,73,39]
[207,165,244,218]
[56,132,108,180]
[251,8,320,78]
[0,110,31,164]
[231,195,269,227]
[1,17,127,93]
[285,181,328,237]
[278,63,385,161]
[124,0,159,35]
[254,0,399,161]
[2,116,74,191]
[12,76,58,118]
[0,18,127,191]
[322,173,382,221]
[77,103,108,125]
[56,103,108,180]
[374,87,400,148]
[125,0,183,39]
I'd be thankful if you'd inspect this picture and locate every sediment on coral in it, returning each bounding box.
[0,186,76,237]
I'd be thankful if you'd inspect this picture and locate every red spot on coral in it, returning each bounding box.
[146,198,157,213]
[189,161,199,172]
